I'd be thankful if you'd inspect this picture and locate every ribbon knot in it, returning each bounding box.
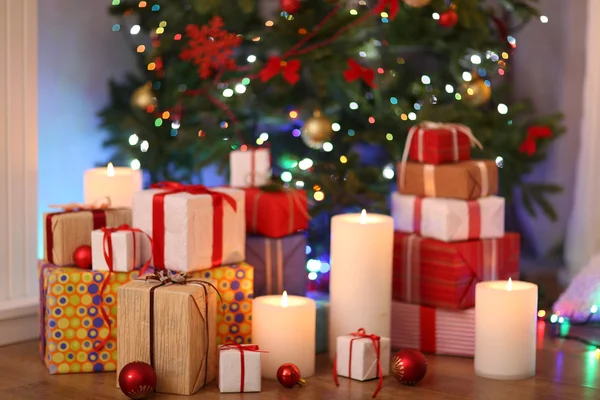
[219,341,268,392]
[373,0,399,20]
[344,59,377,88]
[519,125,552,156]
[49,196,112,212]
[259,56,302,85]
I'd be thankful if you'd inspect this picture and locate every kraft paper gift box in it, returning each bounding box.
[132,184,245,272]
[245,187,309,238]
[91,228,144,272]
[391,192,505,242]
[38,263,145,374]
[397,160,498,200]
[117,274,218,395]
[392,232,520,309]
[218,344,263,393]
[406,122,478,164]
[245,234,307,296]
[391,301,475,357]
[230,147,271,188]
[189,262,254,345]
[336,333,390,381]
[43,208,132,266]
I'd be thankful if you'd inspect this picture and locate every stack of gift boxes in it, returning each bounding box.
[390,122,520,357]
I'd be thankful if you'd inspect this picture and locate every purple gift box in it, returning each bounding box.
[246,233,307,296]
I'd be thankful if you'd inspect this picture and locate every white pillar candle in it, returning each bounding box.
[83,163,142,208]
[252,291,316,379]
[475,279,538,380]
[329,210,394,360]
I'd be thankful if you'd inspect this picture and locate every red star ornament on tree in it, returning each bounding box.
[180,16,242,79]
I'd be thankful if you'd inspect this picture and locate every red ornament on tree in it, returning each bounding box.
[277,363,305,388]
[118,361,157,399]
[281,0,301,14]
[392,349,428,385]
[439,9,458,28]
[73,245,92,269]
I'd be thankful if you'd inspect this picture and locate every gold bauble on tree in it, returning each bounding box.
[301,110,334,149]
[461,78,492,107]
[404,0,432,8]
[131,82,157,109]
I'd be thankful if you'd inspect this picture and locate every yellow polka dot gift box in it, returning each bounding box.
[38,263,144,374]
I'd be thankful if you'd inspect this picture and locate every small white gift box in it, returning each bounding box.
[229,148,271,188]
[218,344,263,393]
[336,333,390,381]
[91,228,142,272]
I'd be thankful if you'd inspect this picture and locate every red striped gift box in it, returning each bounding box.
[391,302,475,357]
[407,123,477,165]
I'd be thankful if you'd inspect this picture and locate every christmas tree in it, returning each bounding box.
[99,0,562,287]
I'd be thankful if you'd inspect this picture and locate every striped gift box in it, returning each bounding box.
[391,301,475,357]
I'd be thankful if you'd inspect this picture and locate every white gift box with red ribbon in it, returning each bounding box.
[229,148,271,188]
[391,192,505,242]
[218,344,263,393]
[91,229,142,272]
[336,334,390,381]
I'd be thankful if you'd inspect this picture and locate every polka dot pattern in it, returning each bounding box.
[40,265,142,374]
[189,262,254,345]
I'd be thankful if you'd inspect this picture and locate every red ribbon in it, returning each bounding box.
[373,0,399,20]
[259,57,302,85]
[420,307,436,353]
[333,328,384,399]
[149,182,237,269]
[94,225,154,351]
[413,197,423,234]
[519,125,552,156]
[219,342,267,392]
[343,59,377,88]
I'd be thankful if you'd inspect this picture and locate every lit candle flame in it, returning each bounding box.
[107,162,115,177]
[360,209,367,224]
[281,291,288,308]
[507,277,512,291]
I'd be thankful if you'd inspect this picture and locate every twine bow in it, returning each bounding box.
[400,122,483,189]
[219,342,268,392]
[49,196,112,211]
[344,59,377,88]
[259,56,302,85]
[333,328,383,399]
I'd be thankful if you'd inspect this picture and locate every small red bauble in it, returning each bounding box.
[118,361,157,399]
[281,0,301,14]
[73,245,92,269]
[439,9,458,28]
[277,363,304,388]
[392,349,428,385]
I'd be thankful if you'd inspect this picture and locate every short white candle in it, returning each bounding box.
[252,291,316,379]
[475,279,538,380]
[329,210,394,360]
[83,163,142,208]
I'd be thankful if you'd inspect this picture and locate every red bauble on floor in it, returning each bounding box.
[277,363,305,388]
[392,349,428,385]
[439,9,459,28]
[281,0,301,14]
[118,361,157,399]
[72,245,92,269]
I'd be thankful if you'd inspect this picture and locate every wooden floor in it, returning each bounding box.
[0,323,599,399]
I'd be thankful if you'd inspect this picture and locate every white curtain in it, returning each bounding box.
[565,0,600,277]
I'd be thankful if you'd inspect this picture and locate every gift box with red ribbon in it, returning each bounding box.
[245,187,309,238]
[132,182,245,272]
[43,207,131,267]
[218,343,264,393]
[91,226,147,272]
[230,148,271,188]
[405,122,482,165]
[392,232,520,309]
[391,301,475,357]
[391,192,505,242]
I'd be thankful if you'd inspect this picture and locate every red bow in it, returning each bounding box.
[219,342,267,392]
[259,57,302,85]
[333,328,384,399]
[373,0,399,20]
[344,59,377,88]
[519,126,552,156]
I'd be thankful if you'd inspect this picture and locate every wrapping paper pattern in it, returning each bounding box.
[244,188,309,238]
[230,148,271,188]
[245,234,307,296]
[39,263,143,374]
[408,127,472,164]
[391,301,475,357]
[392,232,520,309]
[391,192,505,242]
[189,263,254,344]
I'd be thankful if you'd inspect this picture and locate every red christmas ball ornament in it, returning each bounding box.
[392,349,428,385]
[73,245,92,269]
[439,9,458,28]
[118,361,157,399]
[277,363,305,388]
[280,0,301,14]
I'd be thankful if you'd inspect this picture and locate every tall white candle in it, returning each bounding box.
[329,210,394,360]
[475,279,538,380]
[252,292,316,379]
[83,163,142,208]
